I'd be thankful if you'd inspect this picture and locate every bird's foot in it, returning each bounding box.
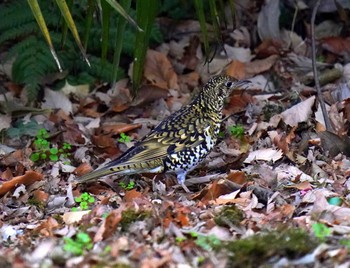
[180,183,191,193]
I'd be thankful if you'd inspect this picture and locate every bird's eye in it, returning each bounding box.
[225,81,233,88]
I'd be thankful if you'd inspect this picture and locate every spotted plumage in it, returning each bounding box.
[76,75,249,191]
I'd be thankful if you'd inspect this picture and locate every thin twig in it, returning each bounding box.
[311,0,332,131]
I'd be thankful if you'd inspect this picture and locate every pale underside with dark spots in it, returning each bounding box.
[76,75,248,187]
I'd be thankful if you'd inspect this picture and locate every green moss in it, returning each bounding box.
[120,209,151,231]
[227,228,318,268]
[214,205,244,227]
[27,197,46,210]
[91,263,131,268]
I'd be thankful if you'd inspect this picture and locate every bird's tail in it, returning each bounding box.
[75,162,129,183]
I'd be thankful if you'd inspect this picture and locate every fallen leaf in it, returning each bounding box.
[244,148,283,163]
[124,189,143,202]
[285,181,313,191]
[131,85,169,107]
[0,171,43,196]
[226,60,246,80]
[103,209,122,240]
[244,55,279,77]
[62,211,91,224]
[312,190,350,225]
[42,88,73,114]
[99,123,142,135]
[321,37,350,57]
[226,171,247,185]
[270,96,316,127]
[74,162,93,177]
[144,49,179,90]
[33,217,60,236]
[0,114,11,132]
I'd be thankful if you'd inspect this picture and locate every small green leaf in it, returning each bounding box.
[63,143,72,150]
[30,152,40,162]
[175,236,186,243]
[41,153,47,160]
[229,125,244,138]
[76,232,91,244]
[312,223,331,240]
[340,239,350,250]
[80,201,88,210]
[49,154,58,161]
[88,196,95,203]
[50,147,58,155]
[118,132,131,143]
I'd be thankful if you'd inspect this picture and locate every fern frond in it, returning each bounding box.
[11,38,58,101]
[0,22,39,46]
[0,0,35,32]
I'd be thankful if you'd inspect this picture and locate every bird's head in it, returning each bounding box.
[201,75,249,112]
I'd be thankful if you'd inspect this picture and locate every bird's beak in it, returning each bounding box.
[233,80,251,89]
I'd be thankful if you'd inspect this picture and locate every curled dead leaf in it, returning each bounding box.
[144,49,179,90]
[0,171,43,197]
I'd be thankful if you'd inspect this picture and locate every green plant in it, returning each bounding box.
[118,180,135,190]
[118,132,131,143]
[72,192,95,211]
[0,0,161,101]
[340,239,350,250]
[189,232,222,251]
[312,223,331,240]
[30,128,71,162]
[229,125,245,138]
[63,232,93,255]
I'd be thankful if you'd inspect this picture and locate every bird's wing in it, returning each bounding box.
[112,127,205,166]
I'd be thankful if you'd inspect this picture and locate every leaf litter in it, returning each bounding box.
[1,4,350,268]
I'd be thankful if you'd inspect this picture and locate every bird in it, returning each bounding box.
[76,75,249,192]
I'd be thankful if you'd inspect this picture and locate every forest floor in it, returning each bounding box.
[1,3,350,268]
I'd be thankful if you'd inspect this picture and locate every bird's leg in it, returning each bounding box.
[176,171,190,193]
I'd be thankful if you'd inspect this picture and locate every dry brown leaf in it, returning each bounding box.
[226,171,247,184]
[226,60,246,80]
[74,162,93,177]
[225,91,254,115]
[110,86,132,112]
[1,149,28,166]
[285,181,313,191]
[1,168,13,180]
[99,123,142,135]
[102,209,123,240]
[32,189,49,203]
[131,85,169,107]
[255,39,282,58]
[244,55,279,77]
[144,49,179,90]
[321,37,350,57]
[124,189,143,203]
[0,171,43,196]
[33,217,60,236]
[91,135,120,156]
